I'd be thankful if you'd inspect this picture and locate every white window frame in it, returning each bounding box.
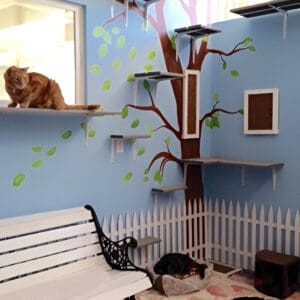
[244,88,279,135]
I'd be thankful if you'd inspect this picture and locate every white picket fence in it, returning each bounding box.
[101,198,300,271]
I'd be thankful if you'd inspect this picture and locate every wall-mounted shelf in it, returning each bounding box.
[0,107,121,146]
[174,24,221,61]
[0,107,120,117]
[152,185,187,193]
[230,0,300,39]
[230,0,300,18]
[110,134,151,162]
[181,157,284,191]
[110,0,159,27]
[133,71,184,105]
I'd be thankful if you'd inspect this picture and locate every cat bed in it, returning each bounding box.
[148,260,213,296]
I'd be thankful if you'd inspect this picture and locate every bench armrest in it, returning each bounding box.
[85,205,151,278]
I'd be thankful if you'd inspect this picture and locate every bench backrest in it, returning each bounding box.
[0,206,107,294]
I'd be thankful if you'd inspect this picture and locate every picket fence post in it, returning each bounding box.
[100,198,299,271]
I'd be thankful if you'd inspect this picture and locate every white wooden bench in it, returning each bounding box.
[0,205,152,300]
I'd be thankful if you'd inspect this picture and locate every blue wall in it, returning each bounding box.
[1,0,299,222]
[204,10,300,215]
[0,0,187,219]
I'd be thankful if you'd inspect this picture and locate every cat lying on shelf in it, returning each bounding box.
[4,66,100,111]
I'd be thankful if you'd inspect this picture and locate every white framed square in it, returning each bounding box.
[244,88,279,135]
[182,69,200,139]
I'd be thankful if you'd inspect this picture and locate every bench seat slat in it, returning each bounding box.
[1,264,151,300]
[0,256,104,296]
[0,221,97,253]
[0,243,103,282]
[0,232,100,268]
[0,207,92,239]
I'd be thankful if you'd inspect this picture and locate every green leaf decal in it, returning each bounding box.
[13,173,26,188]
[103,31,112,44]
[243,36,253,45]
[144,168,150,175]
[92,26,104,38]
[102,80,112,92]
[129,47,137,60]
[144,64,153,72]
[61,130,72,140]
[213,93,220,103]
[113,60,122,71]
[111,27,120,35]
[116,36,126,48]
[165,136,171,147]
[146,125,154,138]
[131,119,140,128]
[148,51,156,61]
[89,65,101,75]
[32,146,43,153]
[88,129,96,138]
[80,122,87,130]
[205,119,211,128]
[47,147,57,157]
[137,147,146,156]
[143,80,151,92]
[154,170,163,184]
[122,172,133,183]
[170,34,176,50]
[223,62,227,70]
[143,176,149,182]
[230,70,240,78]
[127,73,135,82]
[32,160,43,169]
[239,109,244,115]
[98,44,108,58]
[248,45,256,52]
[121,106,128,119]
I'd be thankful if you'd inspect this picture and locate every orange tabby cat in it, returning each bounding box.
[4,66,100,110]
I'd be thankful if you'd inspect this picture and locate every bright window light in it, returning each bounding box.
[0,0,84,106]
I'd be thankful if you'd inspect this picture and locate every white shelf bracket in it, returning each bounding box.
[270,5,288,39]
[272,167,277,191]
[175,33,184,61]
[110,138,124,163]
[131,138,137,160]
[110,0,115,17]
[134,79,139,106]
[241,166,245,187]
[124,0,129,27]
[84,115,89,147]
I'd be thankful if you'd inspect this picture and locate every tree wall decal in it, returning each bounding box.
[98,0,255,202]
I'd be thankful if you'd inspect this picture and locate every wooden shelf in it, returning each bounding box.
[152,185,187,193]
[136,236,161,248]
[181,157,284,191]
[230,0,300,18]
[230,0,300,39]
[0,107,121,117]
[110,134,151,140]
[134,71,184,81]
[133,72,184,105]
[181,157,284,168]
[174,24,221,37]
[174,24,221,61]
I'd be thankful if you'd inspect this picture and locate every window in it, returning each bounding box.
[0,0,84,106]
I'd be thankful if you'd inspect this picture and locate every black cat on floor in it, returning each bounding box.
[153,253,207,278]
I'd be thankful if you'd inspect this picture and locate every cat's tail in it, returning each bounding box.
[64,104,100,111]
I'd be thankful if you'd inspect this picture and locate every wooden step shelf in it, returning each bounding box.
[181,157,284,191]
